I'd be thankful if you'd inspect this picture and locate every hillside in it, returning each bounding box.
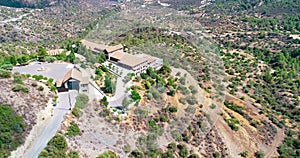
[0,0,56,8]
[0,74,55,157]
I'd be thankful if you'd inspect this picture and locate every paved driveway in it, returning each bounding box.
[24,91,78,158]
[102,62,132,107]
[12,62,74,80]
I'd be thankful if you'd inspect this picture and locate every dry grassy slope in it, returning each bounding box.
[171,65,284,157]
[219,94,285,157]
[0,78,55,135]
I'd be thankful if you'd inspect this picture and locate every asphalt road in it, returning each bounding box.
[108,76,128,108]
[24,91,78,158]
[105,62,132,108]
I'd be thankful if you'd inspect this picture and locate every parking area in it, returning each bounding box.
[12,62,74,81]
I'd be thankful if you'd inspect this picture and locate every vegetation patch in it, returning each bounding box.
[0,104,26,157]
[66,122,80,137]
[12,84,29,93]
[39,134,79,158]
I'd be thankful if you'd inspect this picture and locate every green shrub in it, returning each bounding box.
[47,78,54,85]
[185,105,196,114]
[255,151,265,158]
[131,90,141,102]
[50,85,56,91]
[168,106,178,113]
[97,151,117,158]
[13,74,23,84]
[40,134,68,157]
[32,75,44,81]
[188,153,200,158]
[101,66,108,72]
[144,92,153,100]
[95,68,102,76]
[168,89,176,96]
[0,68,11,78]
[72,107,80,117]
[134,108,148,118]
[250,120,259,128]
[185,96,198,105]
[104,78,113,94]
[47,135,68,151]
[12,84,29,93]
[0,104,25,157]
[179,77,186,85]
[213,151,220,158]
[167,77,175,86]
[99,109,110,117]
[66,122,80,137]
[177,144,188,158]
[160,114,168,122]
[125,73,134,82]
[44,56,56,63]
[171,130,182,141]
[150,88,160,100]
[38,86,44,91]
[75,93,89,109]
[179,98,186,104]
[210,104,217,109]
[240,151,248,157]
[68,151,79,158]
[226,118,239,131]
[145,80,151,89]
[101,96,108,107]
[224,101,244,115]
[123,144,131,153]
[129,150,144,158]
[140,73,148,79]
[0,64,13,70]
[55,53,67,61]
[31,82,38,87]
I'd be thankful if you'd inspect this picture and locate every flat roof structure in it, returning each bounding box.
[110,51,125,60]
[118,54,148,68]
[81,39,106,52]
[105,44,123,53]
[135,54,156,64]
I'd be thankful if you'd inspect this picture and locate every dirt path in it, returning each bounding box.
[264,129,285,157]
